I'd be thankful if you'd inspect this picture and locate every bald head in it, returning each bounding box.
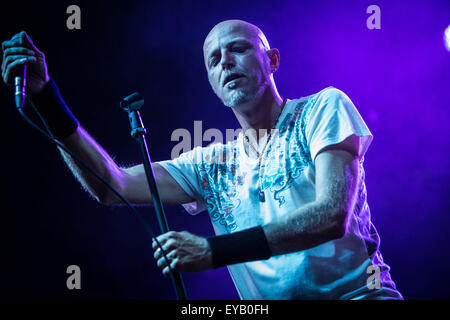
[203,20,270,59]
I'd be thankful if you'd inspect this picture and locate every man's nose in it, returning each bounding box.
[220,51,235,70]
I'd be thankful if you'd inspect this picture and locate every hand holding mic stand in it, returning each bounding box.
[120,92,188,300]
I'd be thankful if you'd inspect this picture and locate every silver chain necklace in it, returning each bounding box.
[244,98,287,202]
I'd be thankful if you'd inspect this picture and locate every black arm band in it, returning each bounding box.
[206,226,272,269]
[29,78,79,140]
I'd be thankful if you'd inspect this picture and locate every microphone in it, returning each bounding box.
[120,92,146,138]
[120,92,144,112]
[14,64,27,109]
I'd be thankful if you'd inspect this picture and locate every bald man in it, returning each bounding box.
[2,20,403,300]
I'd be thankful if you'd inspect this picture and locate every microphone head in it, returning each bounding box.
[120,92,144,112]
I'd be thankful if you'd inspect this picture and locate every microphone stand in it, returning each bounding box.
[121,93,187,300]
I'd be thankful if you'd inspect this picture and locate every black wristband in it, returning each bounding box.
[29,78,79,140]
[206,226,272,269]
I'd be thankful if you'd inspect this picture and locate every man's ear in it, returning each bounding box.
[267,48,280,73]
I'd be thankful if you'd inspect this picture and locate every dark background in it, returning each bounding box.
[1,0,449,299]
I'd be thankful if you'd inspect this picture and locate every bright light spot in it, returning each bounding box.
[444,25,450,52]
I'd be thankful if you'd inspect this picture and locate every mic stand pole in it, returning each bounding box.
[121,94,187,300]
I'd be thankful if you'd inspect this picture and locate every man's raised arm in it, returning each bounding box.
[60,127,194,205]
[1,31,194,206]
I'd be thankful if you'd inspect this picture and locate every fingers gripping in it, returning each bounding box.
[2,31,42,54]
[1,31,47,89]
[2,54,36,72]
[1,56,37,86]
[152,232,180,275]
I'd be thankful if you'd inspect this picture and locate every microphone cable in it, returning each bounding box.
[15,95,183,300]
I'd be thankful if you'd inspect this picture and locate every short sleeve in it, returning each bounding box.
[157,147,207,215]
[305,88,373,162]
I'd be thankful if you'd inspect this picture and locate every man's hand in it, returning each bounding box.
[1,31,49,95]
[152,231,213,277]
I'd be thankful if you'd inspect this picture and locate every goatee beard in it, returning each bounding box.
[222,84,266,108]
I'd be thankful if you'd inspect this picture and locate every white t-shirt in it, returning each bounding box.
[158,87,403,300]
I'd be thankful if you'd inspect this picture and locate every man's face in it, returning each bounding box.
[203,22,273,108]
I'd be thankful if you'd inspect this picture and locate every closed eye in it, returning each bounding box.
[232,46,248,53]
[207,42,251,68]
[209,57,219,67]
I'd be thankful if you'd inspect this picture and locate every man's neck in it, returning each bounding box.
[232,86,284,144]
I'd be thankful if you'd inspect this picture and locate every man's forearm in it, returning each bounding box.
[57,125,194,206]
[263,200,347,256]
[263,149,360,256]
[58,125,125,203]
